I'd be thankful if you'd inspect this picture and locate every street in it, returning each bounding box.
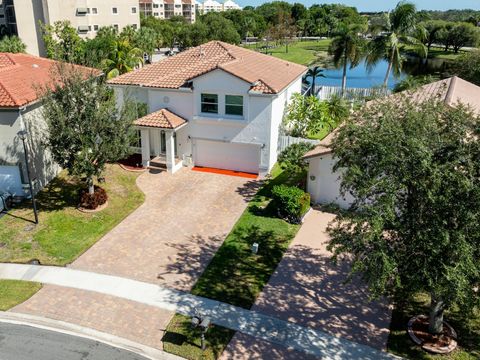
[0,323,149,360]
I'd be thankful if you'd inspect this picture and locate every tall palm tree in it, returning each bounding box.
[328,23,367,95]
[365,1,426,88]
[305,66,325,96]
[103,39,143,79]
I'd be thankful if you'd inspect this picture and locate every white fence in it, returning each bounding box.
[315,85,390,101]
[278,135,320,153]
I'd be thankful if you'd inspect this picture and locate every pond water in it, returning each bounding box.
[307,57,451,90]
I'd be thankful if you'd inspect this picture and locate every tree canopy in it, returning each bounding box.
[328,93,480,334]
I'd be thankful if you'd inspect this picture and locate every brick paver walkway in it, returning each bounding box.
[221,210,393,359]
[12,168,252,350]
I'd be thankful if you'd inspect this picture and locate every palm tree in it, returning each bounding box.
[103,39,143,79]
[365,1,426,88]
[328,23,367,96]
[305,66,325,96]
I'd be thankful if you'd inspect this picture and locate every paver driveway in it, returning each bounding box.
[221,210,392,359]
[12,168,251,349]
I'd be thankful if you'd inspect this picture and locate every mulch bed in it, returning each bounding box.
[118,154,146,172]
[407,315,458,354]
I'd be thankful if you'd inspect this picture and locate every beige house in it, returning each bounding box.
[139,0,195,23]
[0,53,97,196]
[5,0,140,56]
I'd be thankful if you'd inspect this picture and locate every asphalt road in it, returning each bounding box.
[0,323,150,360]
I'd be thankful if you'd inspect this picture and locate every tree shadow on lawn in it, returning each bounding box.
[190,225,291,309]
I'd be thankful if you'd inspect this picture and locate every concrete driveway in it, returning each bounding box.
[12,168,252,350]
[221,210,392,359]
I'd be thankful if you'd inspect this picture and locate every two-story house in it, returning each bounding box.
[108,41,307,175]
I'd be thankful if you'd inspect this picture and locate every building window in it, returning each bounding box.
[132,24,138,29]
[201,94,218,114]
[153,4,159,8]
[93,24,99,31]
[92,7,97,14]
[153,12,159,16]
[225,95,243,116]
[112,7,118,14]
[175,4,181,8]
[113,24,119,31]
[132,7,137,13]
[88,25,92,31]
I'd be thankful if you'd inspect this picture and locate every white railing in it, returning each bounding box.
[278,135,320,153]
[315,85,390,101]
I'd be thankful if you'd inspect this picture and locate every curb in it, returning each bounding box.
[0,311,184,360]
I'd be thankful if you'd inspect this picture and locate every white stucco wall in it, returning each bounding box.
[0,104,60,194]
[307,153,354,209]
[111,68,304,173]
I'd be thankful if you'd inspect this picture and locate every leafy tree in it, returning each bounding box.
[448,22,479,53]
[420,20,447,51]
[200,12,241,44]
[328,94,480,335]
[41,65,136,195]
[450,50,480,86]
[256,1,292,25]
[278,142,315,175]
[103,39,143,79]
[284,93,336,138]
[0,35,26,53]
[41,21,85,63]
[82,26,118,68]
[393,74,437,93]
[365,1,426,88]
[329,22,367,95]
[134,27,158,61]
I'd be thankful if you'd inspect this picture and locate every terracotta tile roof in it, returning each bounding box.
[134,108,187,129]
[303,77,480,159]
[0,53,98,108]
[109,41,307,94]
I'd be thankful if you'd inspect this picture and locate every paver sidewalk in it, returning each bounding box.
[0,263,400,360]
[222,210,393,359]
[11,169,251,350]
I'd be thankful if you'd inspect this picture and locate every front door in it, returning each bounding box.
[161,131,166,154]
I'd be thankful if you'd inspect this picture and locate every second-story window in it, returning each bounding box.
[153,4,159,8]
[112,7,118,14]
[225,95,243,116]
[92,7,97,14]
[201,94,218,114]
[132,7,137,13]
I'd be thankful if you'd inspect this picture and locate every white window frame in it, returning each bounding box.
[131,7,137,13]
[91,7,98,14]
[112,7,118,15]
[225,95,244,117]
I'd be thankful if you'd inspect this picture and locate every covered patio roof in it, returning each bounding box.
[134,108,187,130]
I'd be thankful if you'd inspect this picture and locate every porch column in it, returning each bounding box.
[140,128,150,167]
[165,130,175,173]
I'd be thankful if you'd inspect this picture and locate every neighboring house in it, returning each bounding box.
[139,0,195,23]
[304,76,480,208]
[108,40,307,175]
[0,53,95,196]
[3,0,140,56]
[196,0,241,14]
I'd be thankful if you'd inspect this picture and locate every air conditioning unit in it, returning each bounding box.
[182,154,193,167]
[77,25,89,33]
[76,8,88,15]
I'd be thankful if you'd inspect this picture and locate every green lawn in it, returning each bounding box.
[388,294,480,360]
[403,45,465,61]
[0,164,144,307]
[245,39,332,66]
[0,280,42,311]
[162,165,302,359]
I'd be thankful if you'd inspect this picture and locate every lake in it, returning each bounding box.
[308,57,450,90]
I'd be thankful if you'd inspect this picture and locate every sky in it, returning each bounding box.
[237,0,480,12]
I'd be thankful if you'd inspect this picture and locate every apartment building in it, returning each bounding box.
[4,0,140,56]
[196,0,241,14]
[139,0,196,23]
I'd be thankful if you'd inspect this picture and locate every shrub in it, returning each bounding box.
[278,142,315,175]
[79,186,108,210]
[271,184,310,223]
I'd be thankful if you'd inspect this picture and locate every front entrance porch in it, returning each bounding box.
[133,108,188,174]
